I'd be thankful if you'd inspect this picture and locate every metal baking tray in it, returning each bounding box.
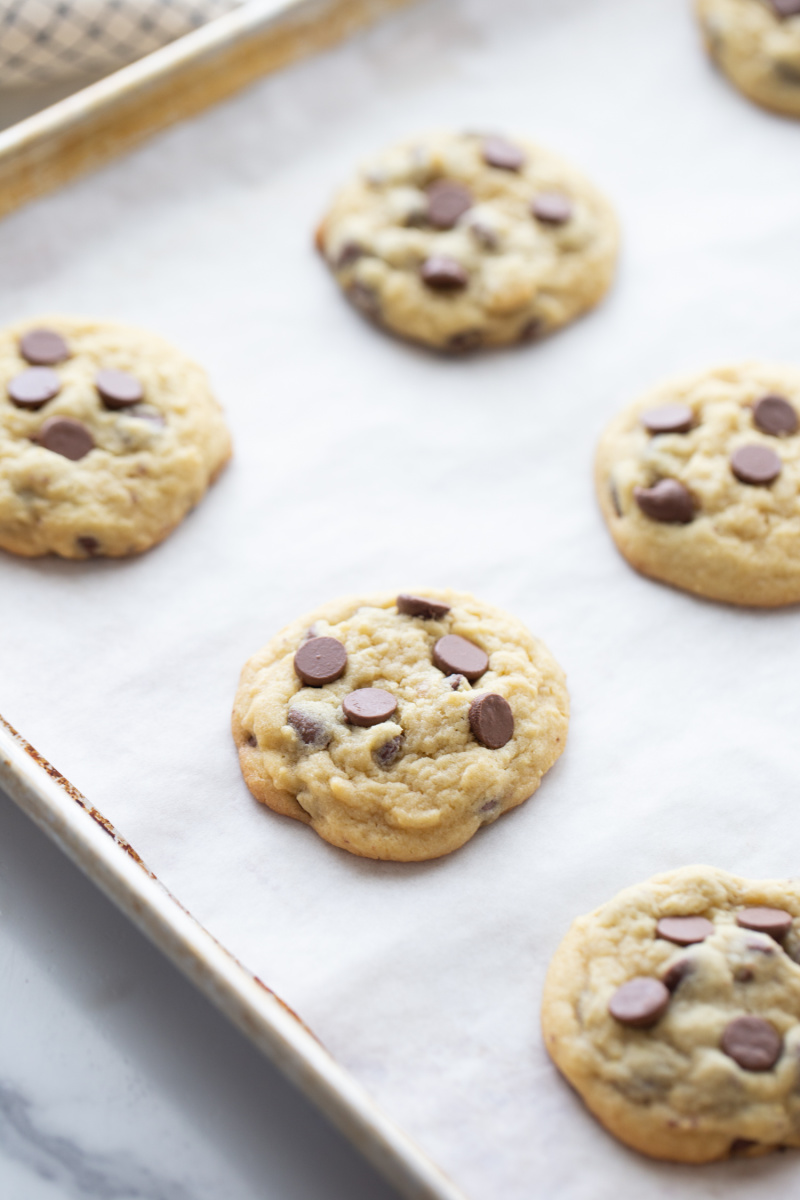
[4,2,800,1198]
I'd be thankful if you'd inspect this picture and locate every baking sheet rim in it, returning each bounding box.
[0,714,467,1200]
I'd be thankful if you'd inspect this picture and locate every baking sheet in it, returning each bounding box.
[2,0,800,1196]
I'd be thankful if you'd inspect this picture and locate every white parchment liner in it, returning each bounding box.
[2,0,800,1195]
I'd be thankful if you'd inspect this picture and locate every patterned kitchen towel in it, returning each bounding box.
[0,0,243,87]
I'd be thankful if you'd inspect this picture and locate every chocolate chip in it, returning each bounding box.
[730,1139,759,1155]
[35,417,94,460]
[77,535,99,556]
[420,256,468,291]
[446,674,467,691]
[531,192,573,225]
[518,317,545,343]
[294,637,347,686]
[734,967,755,983]
[609,481,622,517]
[746,938,776,955]
[770,0,800,16]
[342,688,397,727]
[656,916,715,945]
[447,330,483,353]
[469,694,514,749]
[468,220,499,250]
[662,959,693,992]
[641,404,694,435]
[753,395,798,437]
[608,977,670,1028]
[129,408,165,426]
[397,594,451,619]
[347,281,380,316]
[721,1016,782,1071]
[7,367,61,410]
[736,907,794,939]
[19,328,69,366]
[432,634,489,681]
[95,368,143,410]
[731,445,782,485]
[426,180,473,229]
[287,708,328,747]
[245,733,257,748]
[336,242,365,268]
[482,136,525,171]
[634,479,695,523]
[374,734,403,769]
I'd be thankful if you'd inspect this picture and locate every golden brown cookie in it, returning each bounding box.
[0,316,231,558]
[317,131,618,352]
[596,363,800,606]
[696,0,800,117]
[232,590,569,861]
[542,866,800,1162]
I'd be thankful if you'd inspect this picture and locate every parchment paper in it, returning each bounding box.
[2,1,800,1196]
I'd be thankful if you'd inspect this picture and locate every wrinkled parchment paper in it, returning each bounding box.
[3,1,800,1195]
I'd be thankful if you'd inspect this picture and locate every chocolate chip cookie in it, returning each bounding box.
[596,363,800,606]
[0,317,231,558]
[696,0,800,117]
[542,866,800,1162]
[232,590,569,861]
[316,131,618,352]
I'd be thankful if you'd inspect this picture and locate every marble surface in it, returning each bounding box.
[0,788,400,1200]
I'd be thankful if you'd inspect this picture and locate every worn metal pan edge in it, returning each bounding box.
[0,714,467,1200]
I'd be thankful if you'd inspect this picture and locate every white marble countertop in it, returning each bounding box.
[0,787,400,1200]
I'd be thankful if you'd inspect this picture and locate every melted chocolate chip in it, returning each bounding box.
[641,404,694,435]
[245,733,257,748]
[469,694,514,749]
[531,192,573,225]
[287,708,328,747]
[634,479,695,523]
[19,328,69,366]
[35,417,94,460]
[736,907,793,939]
[721,1017,782,1071]
[519,318,544,342]
[432,634,489,681]
[608,977,670,1028]
[342,688,397,727]
[336,242,365,268]
[426,180,473,229]
[397,594,451,619]
[662,959,693,992]
[656,916,714,946]
[7,367,61,410]
[482,136,525,171]
[294,637,347,686]
[447,329,483,353]
[731,445,782,485]
[420,256,468,291]
[769,0,800,16]
[76,535,99,556]
[752,395,798,436]
[95,368,143,410]
[734,967,755,983]
[374,734,404,769]
[348,281,380,316]
[446,674,467,691]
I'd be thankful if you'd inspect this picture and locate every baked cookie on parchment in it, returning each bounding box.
[232,590,569,861]
[316,131,618,352]
[0,316,231,558]
[696,0,800,117]
[596,363,800,606]
[542,865,800,1163]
